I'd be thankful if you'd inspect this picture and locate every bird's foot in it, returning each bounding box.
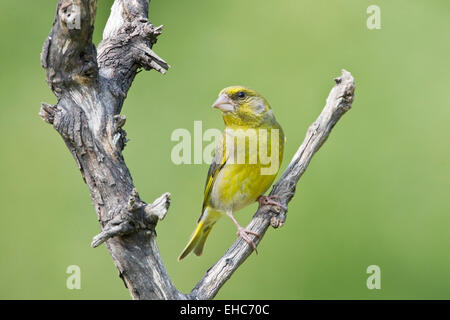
[236,227,259,252]
[257,195,287,212]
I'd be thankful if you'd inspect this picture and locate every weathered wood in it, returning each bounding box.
[41,0,355,300]
[41,0,180,300]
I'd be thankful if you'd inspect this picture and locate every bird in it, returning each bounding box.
[178,86,285,260]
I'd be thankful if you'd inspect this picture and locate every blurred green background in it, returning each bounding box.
[0,0,449,299]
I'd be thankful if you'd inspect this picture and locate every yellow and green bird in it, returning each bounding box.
[178,86,285,260]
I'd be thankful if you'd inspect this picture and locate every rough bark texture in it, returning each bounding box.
[41,0,179,300]
[41,0,355,300]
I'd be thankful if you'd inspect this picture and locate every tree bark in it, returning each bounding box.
[40,0,355,300]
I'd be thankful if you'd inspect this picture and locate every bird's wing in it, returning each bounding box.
[199,133,227,221]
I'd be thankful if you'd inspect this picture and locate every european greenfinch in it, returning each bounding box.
[178,86,285,260]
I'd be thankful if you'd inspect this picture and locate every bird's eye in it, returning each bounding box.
[237,91,246,99]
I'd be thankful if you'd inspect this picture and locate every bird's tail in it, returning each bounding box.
[178,208,221,261]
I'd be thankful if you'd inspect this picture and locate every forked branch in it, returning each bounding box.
[40,0,355,300]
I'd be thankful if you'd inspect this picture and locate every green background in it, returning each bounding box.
[0,0,449,299]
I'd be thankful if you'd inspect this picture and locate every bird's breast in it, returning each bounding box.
[209,126,284,212]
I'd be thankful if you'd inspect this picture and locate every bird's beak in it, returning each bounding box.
[212,94,234,112]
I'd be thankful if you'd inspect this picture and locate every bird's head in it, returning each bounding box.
[212,86,274,127]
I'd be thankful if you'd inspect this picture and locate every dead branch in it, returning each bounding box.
[41,0,355,300]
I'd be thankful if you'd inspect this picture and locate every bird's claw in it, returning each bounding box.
[257,195,287,212]
[236,227,259,252]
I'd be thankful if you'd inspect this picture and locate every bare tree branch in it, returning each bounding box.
[190,70,355,300]
[41,0,181,300]
[98,0,168,114]
[41,0,355,300]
